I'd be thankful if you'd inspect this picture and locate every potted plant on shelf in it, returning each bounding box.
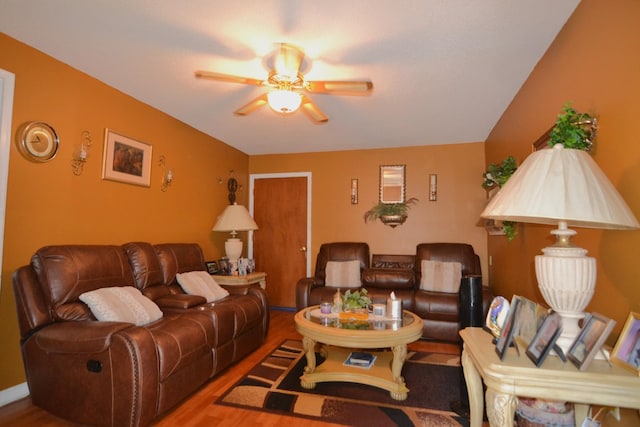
[482,156,518,240]
[548,102,597,150]
[363,197,419,228]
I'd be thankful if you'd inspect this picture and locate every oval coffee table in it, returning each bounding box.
[294,306,423,400]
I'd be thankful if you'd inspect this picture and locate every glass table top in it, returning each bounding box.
[303,306,415,331]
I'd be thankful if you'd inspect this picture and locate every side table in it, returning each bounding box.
[211,272,266,289]
[460,327,640,427]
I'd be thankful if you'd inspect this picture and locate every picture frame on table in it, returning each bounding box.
[611,312,640,375]
[512,295,545,347]
[217,258,230,275]
[102,129,152,187]
[526,311,563,367]
[567,313,616,371]
[495,297,521,360]
[205,261,219,275]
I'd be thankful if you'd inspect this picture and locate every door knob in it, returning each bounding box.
[300,246,307,252]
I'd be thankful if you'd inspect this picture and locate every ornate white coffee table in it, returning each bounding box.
[294,306,423,400]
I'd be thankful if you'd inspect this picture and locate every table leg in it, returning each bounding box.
[300,336,317,389]
[462,349,484,427]
[486,388,516,427]
[390,344,408,400]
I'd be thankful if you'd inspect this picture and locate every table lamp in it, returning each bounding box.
[481,144,639,352]
[212,203,258,261]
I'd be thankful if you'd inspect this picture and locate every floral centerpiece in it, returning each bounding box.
[338,289,372,320]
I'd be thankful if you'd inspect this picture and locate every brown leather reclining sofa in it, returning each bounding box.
[296,242,491,342]
[12,242,269,427]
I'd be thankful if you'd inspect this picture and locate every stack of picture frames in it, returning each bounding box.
[493,295,640,373]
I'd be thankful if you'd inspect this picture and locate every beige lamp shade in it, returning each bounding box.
[481,144,639,230]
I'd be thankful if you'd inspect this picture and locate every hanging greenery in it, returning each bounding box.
[548,102,597,151]
[482,156,518,241]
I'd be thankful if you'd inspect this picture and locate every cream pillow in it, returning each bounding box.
[325,260,361,288]
[79,287,163,326]
[420,260,462,293]
[176,270,229,302]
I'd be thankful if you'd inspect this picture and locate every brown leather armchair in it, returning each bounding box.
[295,242,370,309]
[413,243,490,342]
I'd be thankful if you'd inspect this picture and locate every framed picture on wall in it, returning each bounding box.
[611,312,640,374]
[567,313,615,371]
[102,129,152,187]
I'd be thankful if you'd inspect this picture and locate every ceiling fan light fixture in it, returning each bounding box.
[267,89,302,114]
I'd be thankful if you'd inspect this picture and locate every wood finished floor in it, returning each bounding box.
[0,309,462,427]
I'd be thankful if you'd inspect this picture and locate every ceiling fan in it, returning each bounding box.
[195,43,373,123]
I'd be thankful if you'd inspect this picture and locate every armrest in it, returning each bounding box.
[156,294,207,309]
[34,321,134,353]
[296,277,324,310]
[362,267,415,289]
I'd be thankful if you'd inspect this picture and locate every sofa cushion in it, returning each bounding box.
[176,271,229,302]
[325,260,361,288]
[79,286,163,325]
[419,260,462,293]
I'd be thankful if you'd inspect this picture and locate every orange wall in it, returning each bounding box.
[485,0,640,340]
[0,34,250,389]
[250,143,488,278]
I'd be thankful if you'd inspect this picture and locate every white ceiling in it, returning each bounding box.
[0,0,579,155]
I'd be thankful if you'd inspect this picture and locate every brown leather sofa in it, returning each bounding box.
[12,242,269,427]
[296,242,491,342]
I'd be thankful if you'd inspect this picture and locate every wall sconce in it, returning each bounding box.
[351,179,358,204]
[158,155,173,191]
[71,131,92,176]
[429,174,437,201]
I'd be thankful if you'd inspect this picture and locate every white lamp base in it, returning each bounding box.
[224,238,243,261]
[535,245,596,354]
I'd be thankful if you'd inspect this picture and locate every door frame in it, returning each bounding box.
[0,68,15,293]
[249,172,312,276]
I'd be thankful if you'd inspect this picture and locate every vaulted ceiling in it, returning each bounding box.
[0,1,580,155]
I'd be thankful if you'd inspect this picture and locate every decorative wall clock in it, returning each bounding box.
[16,121,59,162]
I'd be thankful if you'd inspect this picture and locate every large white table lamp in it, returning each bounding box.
[212,203,258,261]
[481,144,639,352]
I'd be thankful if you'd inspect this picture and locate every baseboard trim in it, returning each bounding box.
[0,382,29,407]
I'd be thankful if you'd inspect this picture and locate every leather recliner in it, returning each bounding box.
[295,242,491,343]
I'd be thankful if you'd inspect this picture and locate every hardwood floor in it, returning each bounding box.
[0,309,460,427]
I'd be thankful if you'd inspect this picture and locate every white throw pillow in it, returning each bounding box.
[420,260,462,293]
[79,287,163,326]
[176,270,229,302]
[325,260,361,288]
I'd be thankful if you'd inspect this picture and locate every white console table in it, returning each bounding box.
[460,327,640,427]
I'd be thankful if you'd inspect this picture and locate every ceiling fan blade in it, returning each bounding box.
[305,80,373,95]
[194,70,264,86]
[300,95,328,123]
[234,93,268,115]
[275,43,304,76]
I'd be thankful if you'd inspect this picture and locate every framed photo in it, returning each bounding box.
[512,295,546,347]
[205,261,219,275]
[495,297,520,360]
[526,311,563,367]
[102,129,152,187]
[568,313,616,371]
[611,312,640,374]
[217,258,230,276]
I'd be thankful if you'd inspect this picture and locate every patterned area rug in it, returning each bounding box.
[215,339,469,427]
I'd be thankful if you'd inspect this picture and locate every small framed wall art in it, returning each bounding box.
[102,129,152,187]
